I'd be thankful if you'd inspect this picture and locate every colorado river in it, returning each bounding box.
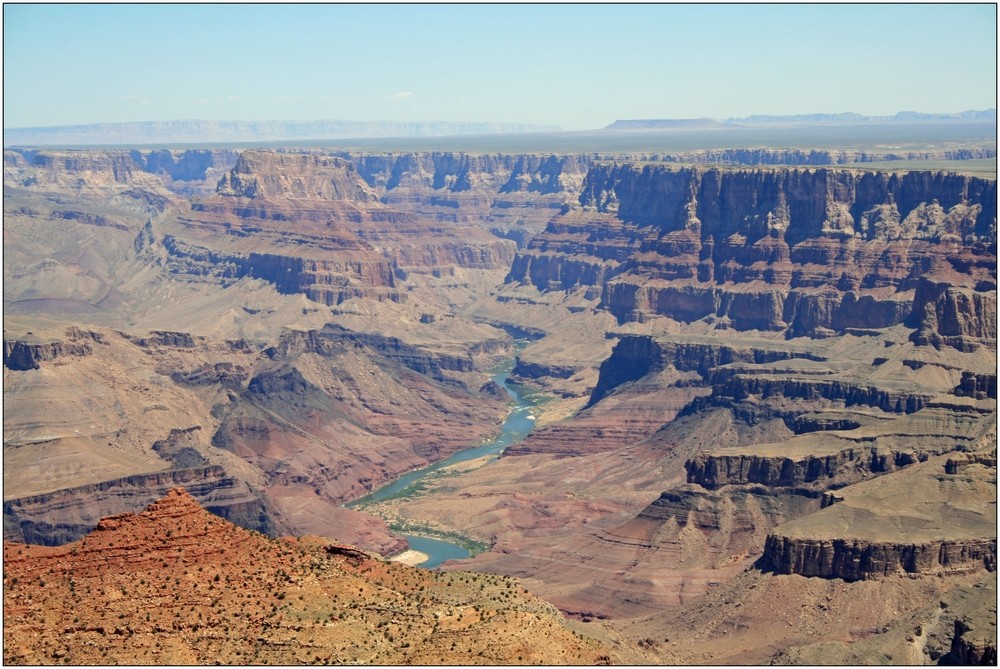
[347,347,539,566]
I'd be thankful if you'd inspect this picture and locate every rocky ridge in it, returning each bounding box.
[3,465,272,546]
[3,488,609,665]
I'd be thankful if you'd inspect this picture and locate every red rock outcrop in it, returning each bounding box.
[2,466,274,546]
[3,488,609,666]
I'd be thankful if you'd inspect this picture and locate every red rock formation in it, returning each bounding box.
[509,165,997,345]
[2,466,274,547]
[160,149,520,305]
[3,488,609,666]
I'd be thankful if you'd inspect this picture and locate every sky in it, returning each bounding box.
[3,3,997,131]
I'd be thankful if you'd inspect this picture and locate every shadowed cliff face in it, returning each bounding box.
[509,165,997,343]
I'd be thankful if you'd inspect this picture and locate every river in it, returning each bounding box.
[346,347,539,567]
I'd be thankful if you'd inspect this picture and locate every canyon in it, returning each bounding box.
[3,135,996,664]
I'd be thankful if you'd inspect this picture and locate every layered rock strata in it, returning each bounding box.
[158,150,519,305]
[758,454,997,581]
[3,465,272,546]
[2,318,507,553]
[508,165,997,346]
[344,152,591,240]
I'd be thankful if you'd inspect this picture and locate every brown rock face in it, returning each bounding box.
[158,149,521,306]
[949,614,999,664]
[509,165,997,345]
[756,455,997,581]
[761,535,996,581]
[216,151,379,201]
[3,337,93,370]
[3,150,166,191]
[348,152,591,238]
[911,277,998,351]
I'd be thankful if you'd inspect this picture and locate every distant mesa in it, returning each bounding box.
[604,108,997,130]
[2,119,562,147]
[603,118,726,130]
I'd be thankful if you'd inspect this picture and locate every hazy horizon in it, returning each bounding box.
[3,4,996,131]
[3,109,997,134]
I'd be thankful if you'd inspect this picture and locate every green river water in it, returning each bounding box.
[347,348,542,567]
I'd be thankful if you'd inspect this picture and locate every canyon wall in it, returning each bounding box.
[154,150,523,306]
[508,165,997,345]
[759,535,996,581]
[3,466,273,545]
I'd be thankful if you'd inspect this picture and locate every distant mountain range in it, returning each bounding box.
[2,119,562,147]
[604,109,997,131]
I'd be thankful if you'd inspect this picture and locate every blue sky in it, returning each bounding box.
[3,3,996,130]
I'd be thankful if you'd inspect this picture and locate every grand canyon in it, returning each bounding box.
[3,116,997,664]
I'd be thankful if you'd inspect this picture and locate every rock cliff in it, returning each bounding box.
[216,151,379,201]
[508,165,997,346]
[3,334,95,370]
[757,454,996,581]
[342,151,591,244]
[3,150,166,191]
[761,535,996,581]
[3,466,273,545]
[155,150,521,306]
[122,148,239,196]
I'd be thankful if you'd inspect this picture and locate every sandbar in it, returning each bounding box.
[388,549,429,566]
